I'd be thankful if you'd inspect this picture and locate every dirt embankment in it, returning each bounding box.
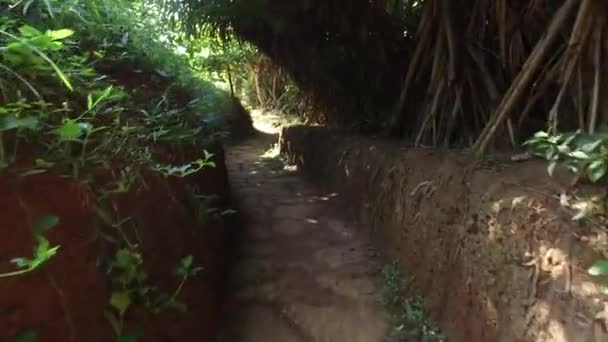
[280,125,608,342]
[0,144,231,341]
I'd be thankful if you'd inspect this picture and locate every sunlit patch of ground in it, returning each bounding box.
[251,109,302,134]
[259,143,297,173]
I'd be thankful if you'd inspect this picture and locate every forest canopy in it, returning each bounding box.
[160,0,608,153]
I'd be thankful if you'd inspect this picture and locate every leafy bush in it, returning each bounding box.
[0,1,233,339]
[0,1,229,178]
[524,130,608,183]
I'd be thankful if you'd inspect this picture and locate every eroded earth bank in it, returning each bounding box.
[278,126,608,342]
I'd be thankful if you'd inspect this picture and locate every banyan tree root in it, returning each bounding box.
[474,0,608,155]
[389,0,608,153]
[473,0,580,155]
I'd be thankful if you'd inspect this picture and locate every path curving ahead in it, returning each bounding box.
[219,133,389,342]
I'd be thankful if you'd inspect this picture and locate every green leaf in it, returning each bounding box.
[176,255,194,277]
[54,120,84,141]
[0,116,38,131]
[545,146,558,161]
[11,329,38,342]
[181,255,193,269]
[10,257,30,268]
[47,29,74,41]
[549,134,562,144]
[30,35,58,51]
[110,291,132,315]
[581,139,603,153]
[18,25,42,38]
[557,144,571,154]
[32,215,59,234]
[114,249,136,270]
[34,236,50,257]
[167,300,187,313]
[32,236,59,267]
[562,132,579,146]
[588,260,608,276]
[568,150,590,160]
[34,159,54,168]
[0,30,73,90]
[587,159,607,183]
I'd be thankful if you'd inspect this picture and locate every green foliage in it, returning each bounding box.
[397,297,445,342]
[0,25,74,89]
[12,330,38,342]
[154,0,301,118]
[524,130,608,183]
[105,248,140,339]
[526,131,608,297]
[0,215,60,278]
[381,264,407,307]
[173,255,203,302]
[588,260,608,277]
[152,150,216,177]
[588,260,608,295]
[524,131,608,221]
[190,38,256,96]
[0,1,232,339]
[247,58,304,116]
[381,264,445,342]
[0,0,231,180]
[175,255,203,279]
[524,130,608,222]
[106,247,203,340]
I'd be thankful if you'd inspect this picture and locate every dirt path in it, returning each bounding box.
[219,133,389,342]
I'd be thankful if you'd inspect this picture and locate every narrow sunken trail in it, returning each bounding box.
[219,133,389,342]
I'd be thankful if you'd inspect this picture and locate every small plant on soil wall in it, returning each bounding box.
[11,329,38,342]
[173,255,204,300]
[381,264,445,342]
[0,215,60,278]
[524,130,608,184]
[525,130,608,294]
[524,131,607,222]
[152,150,216,177]
[106,247,203,341]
